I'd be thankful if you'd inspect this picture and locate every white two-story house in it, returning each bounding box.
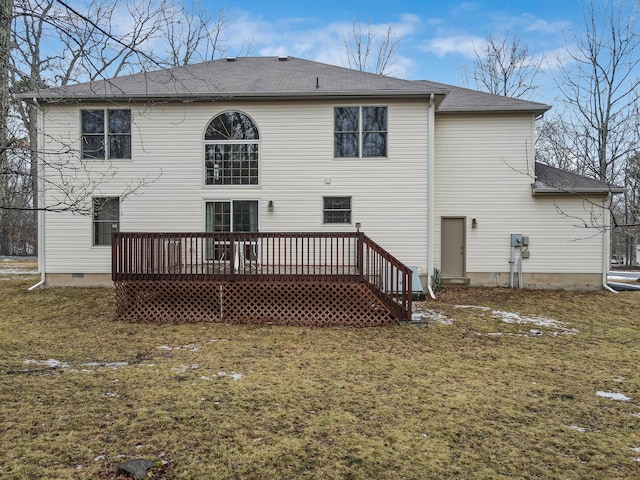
[23,56,619,295]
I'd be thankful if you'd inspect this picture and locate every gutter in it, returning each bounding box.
[19,90,450,105]
[427,93,436,299]
[532,187,626,195]
[28,98,45,291]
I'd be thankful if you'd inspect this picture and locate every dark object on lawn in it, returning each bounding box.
[116,458,162,479]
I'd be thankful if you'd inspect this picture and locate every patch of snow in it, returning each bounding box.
[158,344,200,351]
[455,304,490,311]
[217,371,244,380]
[104,392,118,398]
[452,305,577,335]
[450,305,578,335]
[172,364,198,373]
[0,268,36,275]
[614,376,625,382]
[24,358,68,368]
[412,310,453,325]
[569,425,586,433]
[80,361,128,368]
[596,391,632,402]
[491,310,562,328]
[94,455,105,462]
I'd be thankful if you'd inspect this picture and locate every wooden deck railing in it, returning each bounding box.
[112,232,412,321]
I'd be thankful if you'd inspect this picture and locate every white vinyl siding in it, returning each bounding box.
[41,99,429,274]
[434,113,605,275]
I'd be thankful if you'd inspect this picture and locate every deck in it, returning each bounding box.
[112,232,412,326]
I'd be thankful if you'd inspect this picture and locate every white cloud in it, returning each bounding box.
[537,46,577,72]
[224,11,419,77]
[422,34,484,58]
[525,18,571,34]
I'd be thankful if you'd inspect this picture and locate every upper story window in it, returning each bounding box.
[334,106,387,158]
[205,111,259,185]
[81,109,131,159]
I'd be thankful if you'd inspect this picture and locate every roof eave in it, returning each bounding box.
[20,90,448,104]
[532,185,626,196]
[438,105,551,115]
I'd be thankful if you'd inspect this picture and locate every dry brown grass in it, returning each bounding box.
[0,260,639,479]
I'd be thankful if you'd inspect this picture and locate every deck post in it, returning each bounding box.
[229,232,235,281]
[356,232,364,278]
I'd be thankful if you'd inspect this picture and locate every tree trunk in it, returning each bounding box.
[0,0,14,255]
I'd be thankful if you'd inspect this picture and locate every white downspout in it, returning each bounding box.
[427,93,436,299]
[602,195,617,294]
[28,98,45,291]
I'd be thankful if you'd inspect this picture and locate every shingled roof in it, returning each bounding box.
[533,162,624,195]
[23,56,446,103]
[417,80,550,115]
[21,56,549,115]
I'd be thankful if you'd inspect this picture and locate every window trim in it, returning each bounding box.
[92,196,120,246]
[204,199,260,233]
[334,105,388,159]
[204,199,260,262]
[203,111,261,187]
[80,109,132,160]
[322,196,352,225]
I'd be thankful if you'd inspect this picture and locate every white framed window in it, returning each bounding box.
[93,197,119,246]
[204,112,259,185]
[323,196,351,224]
[81,109,131,159]
[334,106,387,158]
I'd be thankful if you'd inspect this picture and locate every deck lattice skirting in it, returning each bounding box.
[112,232,412,327]
[114,280,396,327]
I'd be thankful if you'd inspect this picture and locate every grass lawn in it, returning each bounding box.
[1,260,639,479]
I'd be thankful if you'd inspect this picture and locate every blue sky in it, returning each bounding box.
[215,0,588,102]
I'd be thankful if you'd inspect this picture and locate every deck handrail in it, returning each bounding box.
[112,232,412,321]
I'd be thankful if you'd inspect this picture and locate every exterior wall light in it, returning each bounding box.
[472,218,478,229]
[268,200,274,212]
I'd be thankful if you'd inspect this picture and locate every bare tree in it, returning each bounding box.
[2,0,238,255]
[159,0,229,67]
[553,0,640,184]
[1,0,13,253]
[342,21,402,75]
[463,32,542,99]
[534,0,640,260]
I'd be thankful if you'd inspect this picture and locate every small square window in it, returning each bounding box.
[323,197,351,224]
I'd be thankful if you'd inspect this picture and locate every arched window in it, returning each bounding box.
[204,111,259,185]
